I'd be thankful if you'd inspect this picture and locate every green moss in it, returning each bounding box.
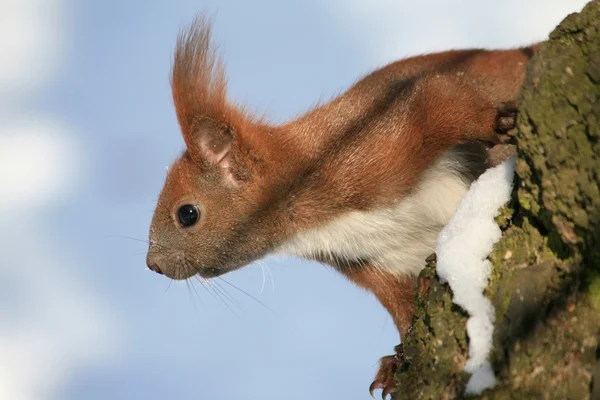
[517,191,532,211]
[585,271,600,309]
[392,2,600,398]
[495,205,514,229]
[490,218,547,272]
[572,208,589,229]
[394,261,471,399]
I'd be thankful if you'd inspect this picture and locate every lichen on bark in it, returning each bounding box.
[393,1,600,398]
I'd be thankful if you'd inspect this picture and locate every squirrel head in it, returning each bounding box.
[146,16,286,280]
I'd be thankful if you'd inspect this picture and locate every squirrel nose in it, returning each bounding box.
[146,252,164,275]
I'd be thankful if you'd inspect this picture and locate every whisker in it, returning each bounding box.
[205,278,243,312]
[194,275,240,318]
[187,278,204,307]
[164,278,174,293]
[378,314,389,342]
[259,263,266,293]
[209,282,240,318]
[107,235,179,253]
[185,279,205,323]
[210,279,244,311]
[265,264,275,292]
[105,235,149,244]
[216,277,278,316]
[193,275,221,306]
[182,257,222,308]
[180,255,245,318]
[185,257,233,312]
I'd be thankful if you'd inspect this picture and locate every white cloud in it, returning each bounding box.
[0,118,81,210]
[0,0,64,102]
[0,1,122,399]
[325,0,590,65]
[0,226,121,400]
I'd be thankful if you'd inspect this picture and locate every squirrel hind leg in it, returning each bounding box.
[369,343,404,399]
[369,346,404,399]
[342,266,416,337]
[341,267,415,398]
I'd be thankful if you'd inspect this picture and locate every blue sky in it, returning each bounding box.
[0,1,589,399]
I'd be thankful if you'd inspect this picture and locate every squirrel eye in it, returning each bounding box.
[177,204,200,227]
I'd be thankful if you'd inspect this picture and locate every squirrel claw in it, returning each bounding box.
[369,344,404,399]
[494,101,518,141]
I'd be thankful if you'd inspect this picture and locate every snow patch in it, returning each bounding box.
[0,1,121,400]
[0,0,64,101]
[435,156,516,395]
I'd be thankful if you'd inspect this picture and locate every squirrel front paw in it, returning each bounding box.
[369,344,404,399]
[494,101,518,142]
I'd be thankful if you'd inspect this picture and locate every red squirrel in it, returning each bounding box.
[146,15,536,398]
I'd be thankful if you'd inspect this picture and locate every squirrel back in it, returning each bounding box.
[147,15,534,335]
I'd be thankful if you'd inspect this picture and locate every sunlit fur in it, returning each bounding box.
[277,144,485,277]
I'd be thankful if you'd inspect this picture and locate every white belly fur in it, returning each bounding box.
[277,147,474,277]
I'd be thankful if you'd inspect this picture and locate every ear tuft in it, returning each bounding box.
[171,15,232,150]
[171,15,267,186]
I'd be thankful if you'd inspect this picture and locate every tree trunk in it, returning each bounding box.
[393,1,600,398]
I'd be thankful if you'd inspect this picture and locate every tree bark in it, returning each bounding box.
[393,1,600,398]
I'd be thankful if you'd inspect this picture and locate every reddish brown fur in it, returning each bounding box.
[148,15,537,397]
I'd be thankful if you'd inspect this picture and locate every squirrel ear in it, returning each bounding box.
[189,116,234,169]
